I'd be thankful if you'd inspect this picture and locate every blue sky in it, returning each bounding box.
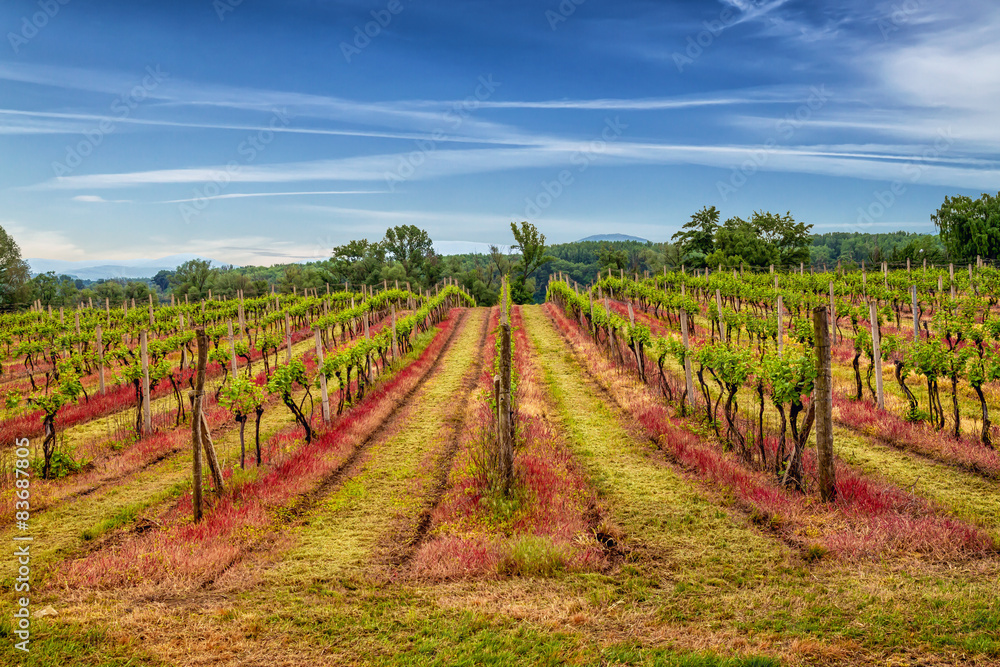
[1,0,997,265]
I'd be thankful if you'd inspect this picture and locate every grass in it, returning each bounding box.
[522,305,788,581]
[258,308,487,587]
[0,619,162,666]
[0,385,301,587]
[413,305,607,579]
[10,304,1000,665]
[831,424,1000,541]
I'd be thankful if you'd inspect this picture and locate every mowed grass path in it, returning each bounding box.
[258,307,488,588]
[522,305,788,574]
[525,304,1000,664]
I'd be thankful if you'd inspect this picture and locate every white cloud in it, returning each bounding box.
[3,222,87,260]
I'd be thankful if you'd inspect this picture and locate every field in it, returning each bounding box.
[3,271,1000,666]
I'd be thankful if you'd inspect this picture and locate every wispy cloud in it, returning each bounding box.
[36,139,1000,192]
[153,190,385,204]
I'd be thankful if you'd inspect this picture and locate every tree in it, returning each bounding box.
[510,221,554,304]
[751,211,812,267]
[671,206,720,267]
[933,192,1000,260]
[711,217,777,268]
[332,239,386,286]
[93,280,125,307]
[169,259,214,300]
[383,225,433,284]
[0,225,30,308]
[151,269,173,291]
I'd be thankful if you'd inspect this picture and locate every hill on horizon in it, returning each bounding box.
[576,234,650,243]
[27,254,227,281]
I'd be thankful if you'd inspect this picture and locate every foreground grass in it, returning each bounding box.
[529,304,1000,662]
[5,307,999,665]
[256,308,487,587]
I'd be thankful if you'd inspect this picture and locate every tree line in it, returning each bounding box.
[4,191,999,309]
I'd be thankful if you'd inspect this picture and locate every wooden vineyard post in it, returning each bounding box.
[315,328,330,423]
[179,314,187,370]
[238,296,245,339]
[812,306,837,502]
[191,328,207,523]
[498,320,513,495]
[777,295,784,358]
[715,288,725,341]
[828,282,836,346]
[911,285,919,339]
[588,291,595,336]
[906,257,910,274]
[950,263,956,299]
[96,324,105,395]
[285,312,292,364]
[869,302,885,410]
[391,305,399,360]
[140,330,152,436]
[105,298,110,325]
[227,320,238,377]
[680,309,695,411]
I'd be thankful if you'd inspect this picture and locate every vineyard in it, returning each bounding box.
[2,267,999,666]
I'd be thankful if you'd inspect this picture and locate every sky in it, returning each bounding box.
[1,0,998,266]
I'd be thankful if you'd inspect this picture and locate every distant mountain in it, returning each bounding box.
[27,254,226,281]
[576,234,650,243]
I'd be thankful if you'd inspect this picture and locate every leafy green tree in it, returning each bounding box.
[933,192,1000,260]
[332,239,386,286]
[0,224,30,308]
[169,259,214,300]
[93,280,126,307]
[383,225,433,284]
[510,221,554,304]
[671,206,720,267]
[29,272,60,307]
